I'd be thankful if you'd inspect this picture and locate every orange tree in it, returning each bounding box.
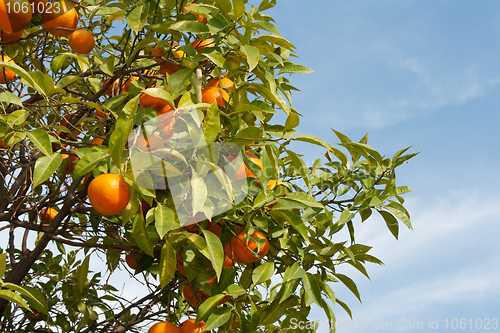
[0,0,417,332]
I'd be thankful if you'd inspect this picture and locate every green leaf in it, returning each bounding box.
[21,286,48,314]
[184,232,210,259]
[0,60,44,94]
[303,273,322,306]
[132,214,154,256]
[204,54,227,68]
[56,75,82,89]
[168,69,194,98]
[202,229,225,280]
[385,202,412,229]
[204,307,231,331]
[203,103,220,144]
[28,131,51,155]
[283,192,323,208]
[336,298,353,319]
[109,117,133,169]
[251,262,274,287]
[197,294,227,321]
[241,45,259,72]
[191,171,207,216]
[33,154,63,188]
[155,205,179,239]
[275,210,309,242]
[0,290,31,312]
[286,150,311,193]
[0,253,5,278]
[127,2,150,33]
[284,113,299,132]
[283,262,305,282]
[379,210,399,239]
[170,20,209,33]
[260,296,297,326]
[278,64,314,75]
[0,92,22,106]
[76,255,90,294]
[7,110,29,126]
[159,242,176,289]
[337,209,356,226]
[73,152,108,178]
[334,273,361,302]
[51,54,67,73]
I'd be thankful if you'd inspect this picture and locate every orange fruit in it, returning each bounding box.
[151,45,166,62]
[228,152,263,180]
[184,3,207,24]
[0,0,32,33]
[147,322,181,333]
[156,114,177,139]
[39,207,58,225]
[125,253,138,269]
[87,173,130,216]
[183,282,208,308]
[62,150,78,174]
[0,140,9,149]
[104,80,120,96]
[140,88,172,114]
[90,137,103,146]
[173,49,186,61]
[191,38,215,52]
[0,29,22,46]
[206,77,233,91]
[223,230,269,263]
[179,318,207,333]
[68,29,95,54]
[94,108,106,119]
[122,76,138,92]
[0,55,16,84]
[29,0,46,14]
[206,221,222,237]
[201,87,229,108]
[41,0,78,37]
[159,63,182,75]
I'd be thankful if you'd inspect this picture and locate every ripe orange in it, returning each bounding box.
[0,29,22,46]
[159,63,182,75]
[0,140,9,149]
[184,3,207,24]
[206,77,233,91]
[201,87,229,108]
[68,29,95,54]
[0,55,16,84]
[147,322,181,333]
[228,152,263,180]
[140,88,172,115]
[223,230,269,263]
[94,108,106,119]
[151,45,166,62]
[62,150,78,174]
[179,318,207,333]
[122,76,138,92]
[183,282,208,308]
[39,207,58,225]
[90,137,103,146]
[29,0,46,14]
[191,38,215,52]
[41,0,78,37]
[176,250,186,276]
[87,173,130,216]
[125,253,138,269]
[206,221,222,237]
[0,0,32,33]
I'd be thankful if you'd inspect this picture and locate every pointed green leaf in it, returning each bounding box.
[241,45,259,72]
[0,290,31,312]
[132,214,154,256]
[126,2,150,33]
[0,253,6,278]
[283,262,305,282]
[76,256,90,294]
[159,242,176,288]
[303,273,322,306]
[334,273,361,302]
[33,153,63,188]
[184,232,210,259]
[155,205,179,239]
[202,228,225,279]
[0,92,22,106]
[204,307,231,331]
[170,20,209,33]
[251,262,274,287]
[197,294,227,321]
[337,209,356,226]
[278,64,314,75]
[168,69,194,98]
[73,152,108,178]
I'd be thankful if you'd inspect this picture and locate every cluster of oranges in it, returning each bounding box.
[148,318,207,333]
[0,0,95,84]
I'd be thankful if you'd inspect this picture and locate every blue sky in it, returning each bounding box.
[265,1,500,332]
